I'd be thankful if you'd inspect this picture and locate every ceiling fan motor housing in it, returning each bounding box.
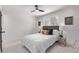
[31,5,44,12]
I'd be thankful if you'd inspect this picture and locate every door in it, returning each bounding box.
[0,11,2,52]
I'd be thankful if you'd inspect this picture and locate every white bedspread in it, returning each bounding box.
[22,33,59,53]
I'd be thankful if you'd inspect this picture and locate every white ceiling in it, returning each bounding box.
[27,5,66,16]
[2,5,67,16]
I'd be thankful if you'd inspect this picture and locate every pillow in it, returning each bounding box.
[42,29,52,35]
[42,30,49,35]
[49,29,53,35]
[53,30,59,35]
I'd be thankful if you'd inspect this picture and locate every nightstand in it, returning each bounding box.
[58,35,66,46]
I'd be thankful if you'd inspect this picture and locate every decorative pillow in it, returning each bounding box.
[53,30,59,35]
[42,29,53,35]
[49,29,53,35]
[42,30,49,35]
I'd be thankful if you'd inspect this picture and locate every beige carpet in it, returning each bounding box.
[2,42,79,53]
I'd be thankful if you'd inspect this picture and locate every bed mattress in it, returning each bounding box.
[22,33,59,53]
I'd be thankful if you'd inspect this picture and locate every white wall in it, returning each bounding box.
[37,6,79,48]
[1,5,66,47]
[2,6,39,47]
[2,5,79,48]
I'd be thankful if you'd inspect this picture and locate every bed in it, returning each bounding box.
[22,30,59,53]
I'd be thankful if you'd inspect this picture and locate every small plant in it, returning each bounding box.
[59,31,63,38]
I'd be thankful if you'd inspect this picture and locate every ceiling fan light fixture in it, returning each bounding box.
[36,10,39,11]
[31,5,45,13]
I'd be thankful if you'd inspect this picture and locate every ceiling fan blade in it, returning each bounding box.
[31,10,35,12]
[39,10,44,12]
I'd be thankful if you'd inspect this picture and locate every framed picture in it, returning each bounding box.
[38,21,41,26]
[65,16,73,25]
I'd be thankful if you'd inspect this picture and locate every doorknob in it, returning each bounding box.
[2,31,5,33]
[0,31,5,33]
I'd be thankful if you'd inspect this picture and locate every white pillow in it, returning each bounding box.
[53,30,59,35]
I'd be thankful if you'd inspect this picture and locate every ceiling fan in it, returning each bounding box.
[31,5,44,12]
